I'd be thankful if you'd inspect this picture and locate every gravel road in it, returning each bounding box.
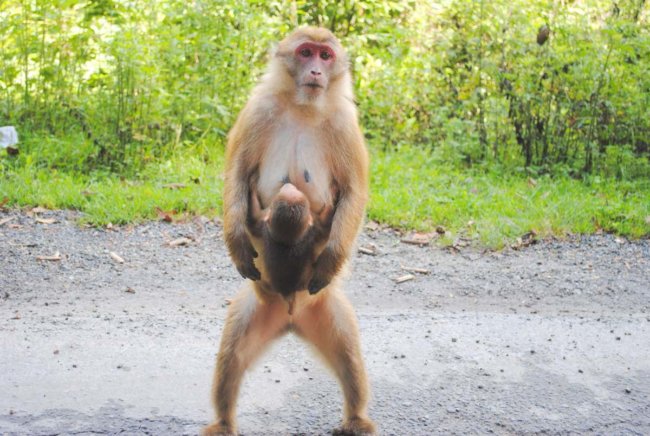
[1,210,649,435]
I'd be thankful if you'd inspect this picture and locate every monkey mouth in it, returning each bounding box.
[304,83,324,89]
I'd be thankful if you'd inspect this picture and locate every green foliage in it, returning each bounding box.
[1,0,649,243]
[1,0,648,175]
[353,0,650,174]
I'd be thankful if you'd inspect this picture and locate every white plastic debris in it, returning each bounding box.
[0,126,18,148]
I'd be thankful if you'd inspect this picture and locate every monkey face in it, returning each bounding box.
[275,28,348,103]
[293,42,336,95]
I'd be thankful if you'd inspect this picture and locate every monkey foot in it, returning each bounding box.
[332,416,376,436]
[201,421,236,436]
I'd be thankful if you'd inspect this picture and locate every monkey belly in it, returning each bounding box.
[257,123,334,213]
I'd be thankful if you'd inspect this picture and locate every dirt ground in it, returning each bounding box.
[1,209,649,435]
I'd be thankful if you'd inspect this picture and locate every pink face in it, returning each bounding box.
[294,42,336,92]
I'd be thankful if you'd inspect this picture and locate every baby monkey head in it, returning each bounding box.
[267,184,313,246]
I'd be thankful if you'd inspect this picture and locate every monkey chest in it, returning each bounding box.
[257,127,333,211]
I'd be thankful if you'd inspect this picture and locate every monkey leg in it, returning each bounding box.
[203,287,289,436]
[294,291,376,435]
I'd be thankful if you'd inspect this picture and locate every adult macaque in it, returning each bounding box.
[204,27,374,435]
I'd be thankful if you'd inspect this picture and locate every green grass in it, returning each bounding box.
[1,135,649,248]
[370,146,650,247]
[0,133,224,225]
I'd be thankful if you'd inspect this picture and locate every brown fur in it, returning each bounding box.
[204,27,374,436]
[247,183,333,298]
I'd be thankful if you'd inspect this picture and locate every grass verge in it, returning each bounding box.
[1,136,648,248]
[370,146,650,247]
[0,133,224,225]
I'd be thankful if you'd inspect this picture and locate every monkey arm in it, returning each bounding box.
[308,152,368,294]
[224,162,261,281]
[307,188,365,293]
[223,107,267,281]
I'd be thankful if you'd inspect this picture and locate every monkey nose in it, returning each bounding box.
[310,70,322,76]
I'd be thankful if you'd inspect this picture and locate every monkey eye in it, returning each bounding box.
[299,48,312,58]
[320,51,332,60]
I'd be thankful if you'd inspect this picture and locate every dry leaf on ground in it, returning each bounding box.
[35,217,57,225]
[358,243,378,255]
[401,265,430,274]
[394,274,415,284]
[0,216,15,226]
[156,207,176,223]
[36,251,62,261]
[364,221,379,231]
[168,237,193,247]
[511,231,538,250]
[109,252,125,263]
[401,232,435,246]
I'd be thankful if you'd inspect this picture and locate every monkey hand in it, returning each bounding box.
[236,259,261,281]
[308,275,330,295]
[231,237,261,281]
[308,249,338,294]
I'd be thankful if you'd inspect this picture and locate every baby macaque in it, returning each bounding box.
[246,182,333,311]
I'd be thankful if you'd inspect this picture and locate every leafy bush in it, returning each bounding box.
[0,0,648,177]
